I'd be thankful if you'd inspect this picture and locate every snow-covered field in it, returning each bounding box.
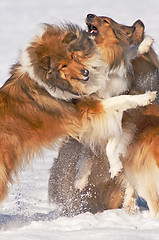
[0,0,159,239]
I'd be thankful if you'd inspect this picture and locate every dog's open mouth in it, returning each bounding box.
[86,23,98,36]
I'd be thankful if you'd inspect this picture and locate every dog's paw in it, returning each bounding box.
[74,177,88,191]
[109,160,123,179]
[123,197,139,214]
[138,36,154,55]
[141,91,157,106]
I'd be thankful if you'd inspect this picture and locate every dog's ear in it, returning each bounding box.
[44,57,52,80]
[132,20,145,43]
[62,32,77,44]
[33,45,53,80]
[35,45,51,69]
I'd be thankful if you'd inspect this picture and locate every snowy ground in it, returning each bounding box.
[0,0,159,239]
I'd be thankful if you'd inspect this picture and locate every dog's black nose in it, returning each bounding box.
[87,14,95,20]
[83,69,89,77]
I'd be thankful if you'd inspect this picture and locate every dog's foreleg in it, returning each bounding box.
[123,181,139,213]
[138,36,154,55]
[101,91,156,113]
[0,163,9,202]
[106,137,123,178]
[103,91,156,178]
[129,36,154,59]
[74,157,92,191]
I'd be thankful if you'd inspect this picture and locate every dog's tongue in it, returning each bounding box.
[87,23,97,34]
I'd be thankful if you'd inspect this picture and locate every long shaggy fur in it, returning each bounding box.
[86,15,159,217]
[1,22,154,202]
[48,15,159,216]
[0,24,104,201]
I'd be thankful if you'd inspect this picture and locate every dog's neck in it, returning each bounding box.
[85,48,130,99]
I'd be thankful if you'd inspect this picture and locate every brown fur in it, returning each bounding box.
[86,15,159,217]
[48,15,159,216]
[86,14,159,95]
[1,21,149,203]
[48,15,156,215]
[0,23,117,202]
[86,15,159,216]
[118,105,159,217]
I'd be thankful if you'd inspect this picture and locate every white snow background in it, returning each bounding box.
[0,0,159,239]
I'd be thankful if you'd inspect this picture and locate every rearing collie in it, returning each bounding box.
[48,15,159,217]
[0,22,155,202]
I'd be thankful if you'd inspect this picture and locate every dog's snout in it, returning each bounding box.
[87,14,95,20]
[83,69,89,77]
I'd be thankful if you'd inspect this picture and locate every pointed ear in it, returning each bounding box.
[62,32,77,44]
[132,20,145,43]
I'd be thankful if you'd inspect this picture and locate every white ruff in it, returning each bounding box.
[85,47,129,99]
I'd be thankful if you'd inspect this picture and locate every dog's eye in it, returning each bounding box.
[104,19,109,24]
[61,64,67,69]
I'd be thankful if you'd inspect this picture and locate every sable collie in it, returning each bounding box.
[0,22,155,202]
[73,15,156,185]
[85,15,159,217]
[48,16,158,216]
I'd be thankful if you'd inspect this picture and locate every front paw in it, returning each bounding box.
[142,91,157,106]
[109,161,123,179]
[138,36,154,54]
[123,198,139,214]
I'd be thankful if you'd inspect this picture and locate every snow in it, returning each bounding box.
[0,0,159,239]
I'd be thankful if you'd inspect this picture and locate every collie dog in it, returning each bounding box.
[48,16,158,216]
[80,15,159,218]
[86,15,159,217]
[0,22,155,202]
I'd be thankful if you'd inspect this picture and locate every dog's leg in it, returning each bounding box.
[138,175,159,218]
[101,91,156,113]
[0,163,9,202]
[129,36,154,59]
[123,181,138,214]
[0,154,16,202]
[138,36,154,55]
[77,92,156,179]
[106,137,123,178]
[74,156,92,191]
[0,135,22,202]
[103,91,156,178]
[106,130,132,178]
[145,189,159,218]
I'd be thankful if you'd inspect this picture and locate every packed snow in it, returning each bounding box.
[0,0,159,239]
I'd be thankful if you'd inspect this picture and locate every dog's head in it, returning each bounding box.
[21,24,97,99]
[85,14,145,46]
